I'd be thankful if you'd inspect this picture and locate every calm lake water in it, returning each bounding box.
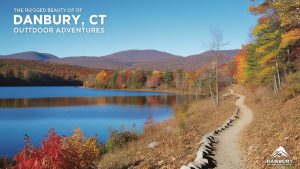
[0,86,192,157]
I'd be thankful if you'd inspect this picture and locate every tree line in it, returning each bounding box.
[85,63,234,97]
[0,59,100,86]
[233,0,299,94]
[0,58,235,98]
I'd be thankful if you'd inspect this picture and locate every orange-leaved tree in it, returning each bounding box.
[233,45,249,84]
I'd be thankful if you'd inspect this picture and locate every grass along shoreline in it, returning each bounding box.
[97,93,237,168]
[86,86,206,96]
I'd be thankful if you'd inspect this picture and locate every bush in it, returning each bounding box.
[61,128,100,169]
[13,129,99,169]
[106,126,138,151]
[97,142,107,155]
[14,130,63,169]
[0,156,14,168]
[143,114,156,135]
[174,104,190,130]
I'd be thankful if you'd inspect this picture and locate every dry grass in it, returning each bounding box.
[97,95,236,169]
[234,85,300,169]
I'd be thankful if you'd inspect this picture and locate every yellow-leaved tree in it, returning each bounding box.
[96,70,108,88]
[61,128,99,169]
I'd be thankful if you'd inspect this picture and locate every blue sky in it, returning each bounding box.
[0,0,258,57]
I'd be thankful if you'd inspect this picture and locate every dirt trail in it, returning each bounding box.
[215,92,253,169]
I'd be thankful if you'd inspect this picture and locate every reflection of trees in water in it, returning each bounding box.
[0,95,184,108]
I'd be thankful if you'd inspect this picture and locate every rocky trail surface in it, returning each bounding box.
[181,90,253,169]
[215,93,253,169]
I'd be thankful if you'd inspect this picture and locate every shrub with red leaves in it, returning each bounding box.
[13,129,99,169]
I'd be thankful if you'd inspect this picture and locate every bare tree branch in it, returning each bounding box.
[209,26,227,106]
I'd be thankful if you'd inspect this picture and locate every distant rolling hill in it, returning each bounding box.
[48,50,182,69]
[184,49,239,70]
[0,51,58,61]
[0,49,239,71]
[49,57,130,70]
[130,50,239,71]
[100,50,182,63]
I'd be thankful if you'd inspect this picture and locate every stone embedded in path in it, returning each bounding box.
[148,141,159,148]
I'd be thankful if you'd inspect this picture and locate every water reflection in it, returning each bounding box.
[0,94,197,108]
[0,95,177,108]
[0,86,198,157]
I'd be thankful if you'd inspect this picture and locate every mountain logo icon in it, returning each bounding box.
[272,146,289,157]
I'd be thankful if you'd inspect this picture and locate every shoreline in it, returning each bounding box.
[85,86,203,95]
[98,92,237,168]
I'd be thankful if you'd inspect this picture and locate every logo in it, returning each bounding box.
[272,146,288,157]
[266,146,293,166]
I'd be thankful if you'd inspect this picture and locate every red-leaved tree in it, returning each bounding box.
[14,129,63,169]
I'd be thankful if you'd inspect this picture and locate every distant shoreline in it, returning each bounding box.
[86,87,202,95]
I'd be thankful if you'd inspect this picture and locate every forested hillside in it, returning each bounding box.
[0,58,234,97]
[232,1,300,168]
[233,0,299,89]
[0,59,101,86]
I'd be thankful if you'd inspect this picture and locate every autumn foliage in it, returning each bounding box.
[61,129,99,169]
[13,129,99,169]
[233,45,249,83]
[233,0,300,85]
[105,126,138,151]
[96,70,108,88]
[14,130,63,169]
[0,59,100,86]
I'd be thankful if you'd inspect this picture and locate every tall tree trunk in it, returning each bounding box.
[198,79,202,95]
[274,74,278,94]
[210,26,225,106]
[215,53,219,106]
[209,70,217,107]
[276,60,281,89]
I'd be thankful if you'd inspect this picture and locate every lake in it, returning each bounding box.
[0,86,192,157]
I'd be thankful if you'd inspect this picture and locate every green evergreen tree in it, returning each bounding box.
[130,71,138,88]
[163,70,173,87]
[108,71,118,88]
